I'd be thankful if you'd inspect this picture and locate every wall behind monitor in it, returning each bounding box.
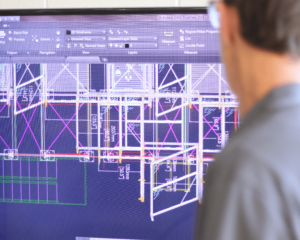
[0,0,208,9]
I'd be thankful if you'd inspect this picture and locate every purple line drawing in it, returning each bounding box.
[16,101,41,151]
[17,106,38,149]
[47,103,84,150]
[0,136,10,150]
[0,103,7,114]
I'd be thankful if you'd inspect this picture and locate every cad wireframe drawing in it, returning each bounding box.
[0,63,239,220]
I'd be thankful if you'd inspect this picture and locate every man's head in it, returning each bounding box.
[223,0,300,54]
[216,0,300,115]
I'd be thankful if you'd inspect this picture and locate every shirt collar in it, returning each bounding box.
[241,83,300,127]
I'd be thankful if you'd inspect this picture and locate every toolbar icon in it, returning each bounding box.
[115,67,121,77]
[164,31,173,37]
[0,31,6,39]
[32,35,39,43]
[0,16,19,22]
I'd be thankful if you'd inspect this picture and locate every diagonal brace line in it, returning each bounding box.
[203,116,221,140]
[181,176,197,203]
[0,136,10,150]
[193,104,227,140]
[110,104,149,154]
[47,103,84,150]
[113,105,153,155]
[0,103,7,114]
[158,108,181,154]
[17,106,38,149]
[203,107,229,140]
[158,102,181,147]
[16,101,41,151]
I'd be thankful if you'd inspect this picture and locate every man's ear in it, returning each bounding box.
[218,2,240,46]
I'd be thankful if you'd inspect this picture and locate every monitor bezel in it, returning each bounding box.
[0,7,207,16]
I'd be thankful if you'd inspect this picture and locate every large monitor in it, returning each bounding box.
[0,8,238,240]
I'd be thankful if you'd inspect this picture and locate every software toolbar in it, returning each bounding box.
[0,19,220,63]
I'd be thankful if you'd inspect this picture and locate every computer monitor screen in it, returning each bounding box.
[0,8,238,240]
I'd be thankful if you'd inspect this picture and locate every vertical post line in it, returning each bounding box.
[97,96,101,164]
[119,96,122,152]
[76,64,79,152]
[183,65,187,189]
[6,65,12,106]
[13,64,17,149]
[40,64,44,151]
[43,64,47,151]
[2,157,4,201]
[44,64,47,151]
[181,97,184,149]
[219,64,221,102]
[200,150,204,200]
[13,64,16,115]
[155,64,159,118]
[148,64,152,108]
[87,64,91,149]
[20,157,22,202]
[221,97,226,148]
[196,146,199,199]
[108,64,112,102]
[37,157,39,203]
[188,64,192,101]
[155,64,159,161]
[140,100,145,202]
[46,160,48,203]
[28,157,30,202]
[56,159,58,202]
[125,96,128,147]
[150,160,154,221]
[199,99,203,202]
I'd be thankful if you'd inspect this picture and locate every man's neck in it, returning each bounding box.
[237,48,300,117]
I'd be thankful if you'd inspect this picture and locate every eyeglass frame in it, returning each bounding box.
[208,0,222,29]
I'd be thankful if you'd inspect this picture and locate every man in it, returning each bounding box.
[195,0,300,239]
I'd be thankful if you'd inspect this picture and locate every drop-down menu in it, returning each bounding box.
[107,36,158,42]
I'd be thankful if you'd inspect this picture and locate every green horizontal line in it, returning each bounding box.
[0,198,86,206]
[0,180,57,185]
[2,176,57,180]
